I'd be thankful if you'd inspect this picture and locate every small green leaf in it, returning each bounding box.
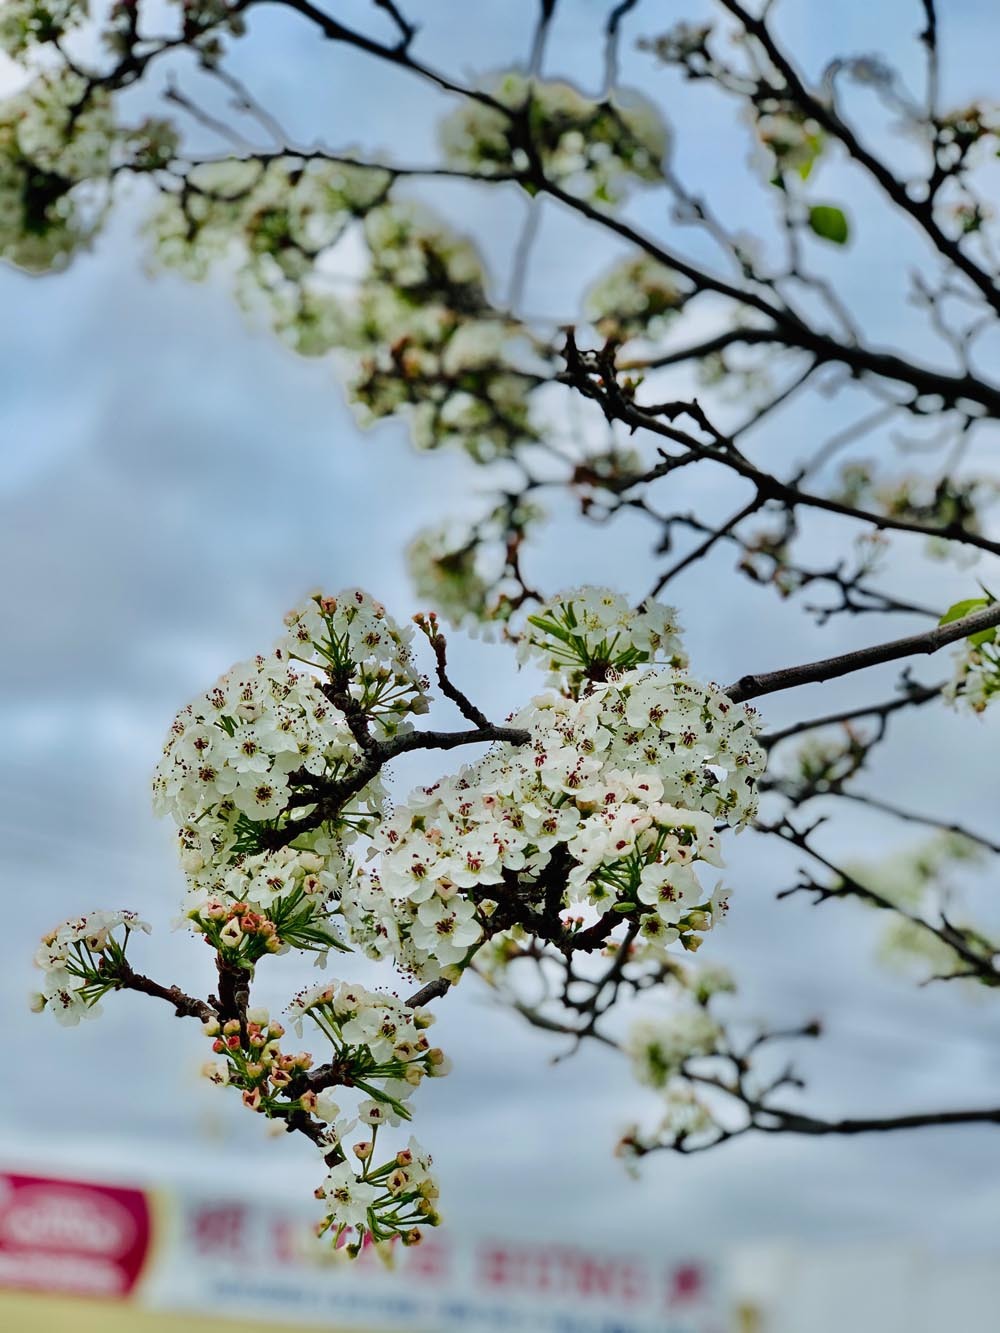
[969,627,997,648]
[939,597,988,627]
[940,596,997,647]
[526,613,573,644]
[808,204,849,244]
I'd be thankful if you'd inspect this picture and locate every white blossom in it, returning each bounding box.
[625,1008,721,1090]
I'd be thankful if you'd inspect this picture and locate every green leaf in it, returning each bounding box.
[526,613,573,644]
[808,204,849,244]
[969,627,997,648]
[797,134,824,180]
[939,597,988,627]
[940,596,997,647]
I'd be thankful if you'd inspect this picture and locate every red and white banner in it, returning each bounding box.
[0,1166,726,1333]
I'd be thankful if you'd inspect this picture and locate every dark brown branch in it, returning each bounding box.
[262,718,529,850]
[389,724,530,755]
[542,180,1000,415]
[726,600,1000,703]
[113,963,214,1022]
[274,0,504,108]
[619,326,784,371]
[762,680,942,746]
[406,977,451,1006]
[752,1103,1000,1136]
[425,625,493,729]
[529,0,559,75]
[558,340,1000,558]
[371,0,416,50]
[650,496,764,595]
[615,400,1000,557]
[216,956,251,1025]
[826,788,1000,856]
[604,0,641,90]
[770,818,1000,984]
[919,0,939,121]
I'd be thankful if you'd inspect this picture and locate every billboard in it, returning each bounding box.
[0,1166,725,1333]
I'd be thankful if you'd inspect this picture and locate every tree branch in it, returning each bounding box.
[718,0,1000,313]
[114,964,215,1022]
[726,600,1000,703]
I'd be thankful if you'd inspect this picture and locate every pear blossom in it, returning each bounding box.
[439,74,666,204]
[317,1162,381,1232]
[35,586,762,1258]
[31,909,151,1024]
[625,1008,721,1090]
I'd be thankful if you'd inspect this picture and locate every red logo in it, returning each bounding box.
[0,1173,152,1297]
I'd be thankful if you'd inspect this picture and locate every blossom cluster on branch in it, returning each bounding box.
[33,584,763,1253]
[439,72,667,204]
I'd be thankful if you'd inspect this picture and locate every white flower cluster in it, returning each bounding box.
[749,102,825,180]
[153,650,358,836]
[288,980,448,1111]
[363,201,483,297]
[182,844,349,964]
[278,587,429,736]
[151,155,390,284]
[153,163,540,458]
[0,71,112,272]
[406,500,544,630]
[616,1083,716,1173]
[0,0,86,55]
[0,63,180,273]
[406,521,494,629]
[197,988,445,1253]
[153,590,432,974]
[585,254,689,342]
[638,22,714,66]
[440,73,667,204]
[519,586,688,690]
[35,585,763,1254]
[284,983,446,1251]
[345,202,538,460]
[154,591,423,862]
[616,962,737,1160]
[945,638,1000,713]
[9,70,111,181]
[624,1007,721,1090]
[200,1006,313,1104]
[31,910,150,1025]
[353,641,761,980]
[845,832,993,986]
[317,1136,440,1257]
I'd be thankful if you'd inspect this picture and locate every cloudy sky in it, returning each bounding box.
[2,0,1000,1280]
